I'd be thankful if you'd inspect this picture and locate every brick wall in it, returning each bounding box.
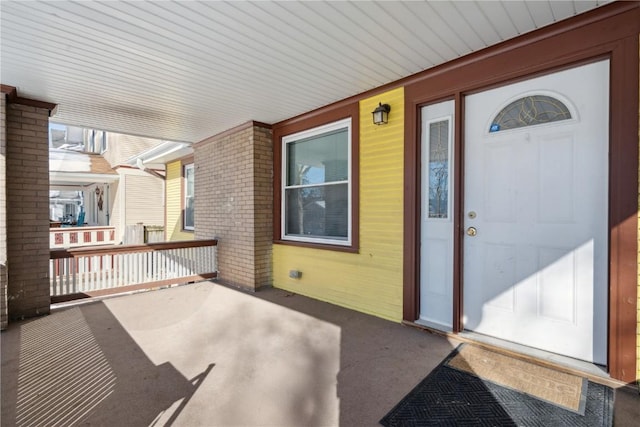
[0,95,7,329]
[6,103,50,319]
[194,122,273,290]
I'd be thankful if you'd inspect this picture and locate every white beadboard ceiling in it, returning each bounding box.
[0,0,609,143]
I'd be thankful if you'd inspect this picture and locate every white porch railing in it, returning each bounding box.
[50,240,218,301]
[50,226,117,248]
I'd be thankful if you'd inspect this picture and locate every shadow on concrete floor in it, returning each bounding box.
[1,301,213,426]
[1,281,638,426]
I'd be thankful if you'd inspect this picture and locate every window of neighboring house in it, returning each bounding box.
[183,163,195,231]
[282,118,352,246]
[87,130,107,153]
[88,130,96,152]
[99,131,108,153]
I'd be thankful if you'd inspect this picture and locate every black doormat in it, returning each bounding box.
[380,346,614,426]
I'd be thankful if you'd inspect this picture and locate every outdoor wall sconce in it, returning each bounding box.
[372,102,391,125]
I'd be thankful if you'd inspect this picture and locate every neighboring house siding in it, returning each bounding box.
[166,160,193,241]
[273,88,404,322]
[109,180,122,242]
[102,133,165,167]
[109,170,164,243]
[125,174,164,226]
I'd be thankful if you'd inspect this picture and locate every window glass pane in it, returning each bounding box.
[186,166,194,195]
[184,165,194,229]
[287,128,348,186]
[185,197,194,228]
[428,120,449,219]
[490,95,571,132]
[285,184,348,239]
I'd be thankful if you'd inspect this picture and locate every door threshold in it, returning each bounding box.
[458,331,610,379]
[404,321,623,388]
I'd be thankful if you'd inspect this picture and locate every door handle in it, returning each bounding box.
[466,227,477,237]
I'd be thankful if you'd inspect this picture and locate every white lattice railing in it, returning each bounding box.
[50,226,117,248]
[50,240,217,301]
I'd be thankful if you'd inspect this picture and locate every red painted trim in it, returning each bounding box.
[0,84,17,98]
[50,273,217,304]
[50,239,218,259]
[606,36,639,383]
[1,84,57,114]
[402,4,639,382]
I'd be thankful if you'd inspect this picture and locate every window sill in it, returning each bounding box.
[274,239,358,253]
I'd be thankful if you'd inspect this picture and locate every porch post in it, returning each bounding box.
[0,94,7,329]
[193,121,273,290]
[5,99,53,319]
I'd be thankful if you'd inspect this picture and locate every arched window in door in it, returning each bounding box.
[489,95,572,132]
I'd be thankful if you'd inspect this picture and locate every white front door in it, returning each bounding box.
[463,61,609,364]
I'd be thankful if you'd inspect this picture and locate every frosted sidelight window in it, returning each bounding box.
[428,119,450,218]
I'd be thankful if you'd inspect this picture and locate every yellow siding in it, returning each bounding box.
[166,160,193,241]
[273,87,405,322]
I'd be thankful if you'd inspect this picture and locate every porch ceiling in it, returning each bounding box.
[0,1,609,143]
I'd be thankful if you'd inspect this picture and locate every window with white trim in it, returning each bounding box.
[282,118,351,245]
[183,163,195,230]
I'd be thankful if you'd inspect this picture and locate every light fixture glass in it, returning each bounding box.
[372,103,391,125]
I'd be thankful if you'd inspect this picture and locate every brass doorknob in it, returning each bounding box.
[466,227,477,236]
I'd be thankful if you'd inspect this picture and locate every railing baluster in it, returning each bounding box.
[50,260,57,296]
[151,250,157,281]
[88,256,94,291]
[105,255,111,289]
[98,255,104,290]
[116,253,122,287]
[124,252,128,285]
[71,257,77,294]
[137,252,143,284]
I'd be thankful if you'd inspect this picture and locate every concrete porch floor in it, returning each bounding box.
[2,281,638,426]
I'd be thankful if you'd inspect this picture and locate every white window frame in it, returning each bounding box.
[183,163,195,231]
[281,118,352,246]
